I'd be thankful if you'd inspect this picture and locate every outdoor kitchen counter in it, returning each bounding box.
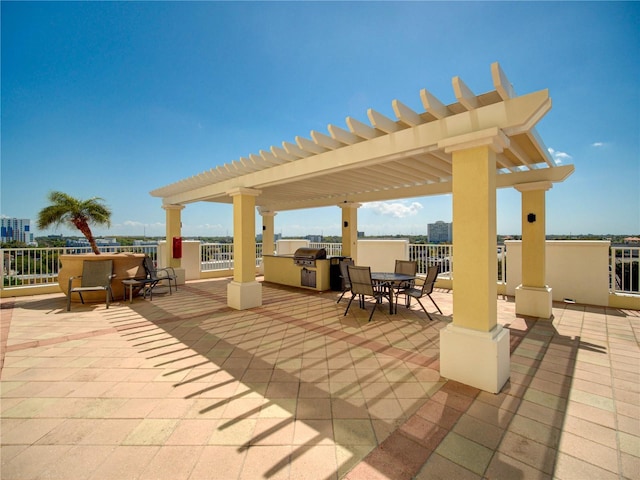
[263,254,331,291]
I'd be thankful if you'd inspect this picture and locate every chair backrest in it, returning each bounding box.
[339,259,355,288]
[395,260,417,276]
[421,265,439,295]
[142,256,156,277]
[81,260,113,287]
[347,265,375,296]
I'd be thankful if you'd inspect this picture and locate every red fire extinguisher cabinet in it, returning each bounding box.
[172,237,182,259]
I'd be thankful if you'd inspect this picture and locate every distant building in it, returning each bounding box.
[306,235,323,243]
[1,217,33,244]
[65,237,120,252]
[133,239,158,255]
[428,221,452,243]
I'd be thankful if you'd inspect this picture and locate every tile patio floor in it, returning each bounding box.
[1,277,638,479]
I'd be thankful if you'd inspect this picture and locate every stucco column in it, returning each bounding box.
[227,188,262,310]
[258,208,277,256]
[339,202,360,261]
[162,204,184,267]
[437,129,510,393]
[515,181,553,318]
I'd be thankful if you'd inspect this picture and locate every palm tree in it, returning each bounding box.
[37,191,112,255]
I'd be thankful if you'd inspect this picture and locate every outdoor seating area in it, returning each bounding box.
[1,276,638,479]
[122,257,178,303]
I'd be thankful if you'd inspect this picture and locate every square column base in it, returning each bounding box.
[440,324,510,394]
[515,285,552,319]
[227,281,262,310]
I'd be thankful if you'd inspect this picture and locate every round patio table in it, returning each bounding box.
[371,272,417,314]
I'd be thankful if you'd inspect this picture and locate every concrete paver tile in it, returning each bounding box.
[619,431,640,457]
[497,431,556,475]
[565,400,616,429]
[621,451,640,480]
[333,419,377,446]
[239,445,291,480]
[292,418,335,445]
[1,445,73,480]
[208,417,257,445]
[452,413,504,450]
[122,418,179,445]
[87,445,159,480]
[435,431,493,476]
[485,451,552,480]
[0,417,63,445]
[508,414,562,448]
[138,445,203,480]
[38,445,116,480]
[553,451,619,480]
[561,414,618,448]
[415,452,481,480]
[289,445,339,480]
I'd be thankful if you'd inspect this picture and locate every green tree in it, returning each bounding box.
[37,191,111,255]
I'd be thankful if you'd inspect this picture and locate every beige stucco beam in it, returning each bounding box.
[260,164,575,212]
[500,164,574,188]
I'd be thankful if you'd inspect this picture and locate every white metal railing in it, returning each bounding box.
[199,243,263,272]
[409,244,453,278]
[1,245,158,289]
[4,243,638,296]
[200,243,234,271]
[610,246,640,294]
[309,242,343,257]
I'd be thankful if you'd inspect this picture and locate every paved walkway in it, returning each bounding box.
[1,278,638,479]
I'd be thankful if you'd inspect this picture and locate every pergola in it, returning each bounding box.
[151,63,574,392]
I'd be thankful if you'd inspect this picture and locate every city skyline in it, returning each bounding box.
[2,2,639,238]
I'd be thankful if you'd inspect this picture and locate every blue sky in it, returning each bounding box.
[2,1,639,238]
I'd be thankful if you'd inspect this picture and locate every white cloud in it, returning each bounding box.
[591,142,605,147]
[547,147,572,165]
[362,201,423,218]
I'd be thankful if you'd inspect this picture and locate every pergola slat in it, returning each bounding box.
[296,135,328,154]
[420,88,450,119]
[452,76,479,110]
[328,123,361,145]
[392,99,423,127]
[271,145,297,162]
[368,108,402,133]
[283,141,311,159]
[492,62,516,100]
[346,116,382,139]
[311,130,345,149]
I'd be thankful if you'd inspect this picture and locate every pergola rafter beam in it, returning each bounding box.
[453,76,479,110]
[420,88,450,119]
[392,99,423,127]
[368,108,402,133]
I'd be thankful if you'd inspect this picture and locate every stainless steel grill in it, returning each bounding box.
[293,247,327,267]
